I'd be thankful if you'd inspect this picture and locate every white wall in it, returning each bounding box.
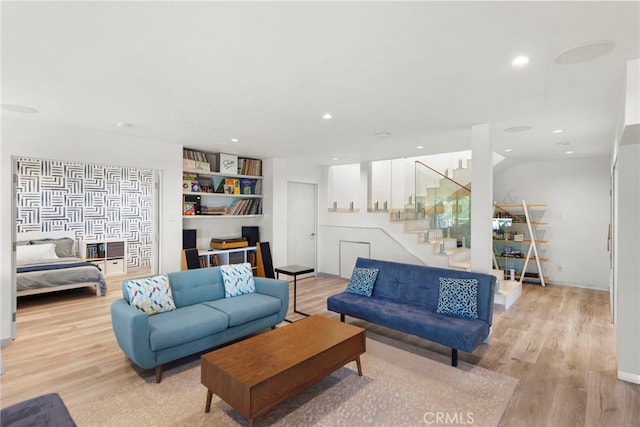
[494,156,611,289]
[614,58,640,384]
[1,118,183,342]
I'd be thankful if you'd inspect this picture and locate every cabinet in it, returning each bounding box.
[492,201,547,286]
[80,239,127,276]
[182,148,262,218]
[198,247,257,270]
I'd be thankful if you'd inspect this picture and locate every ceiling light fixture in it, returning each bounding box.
[1,104,38,114]
[505,149,512,152]
[322,113,333,120]
[553,129,563,134]
[511,55,530,68]
[554,40,615,65]
[375,132,392,138]
[416,145,424,149]
[116,122,133,129]
[332,157,339,161]
[231,138,239,142]
[566,150,574,154]
[503,125,532,133]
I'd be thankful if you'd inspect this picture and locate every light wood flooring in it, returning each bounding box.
[1,273,639,426]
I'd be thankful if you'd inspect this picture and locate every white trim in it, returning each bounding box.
[617,370,640,384]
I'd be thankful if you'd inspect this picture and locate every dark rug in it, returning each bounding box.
[1,393,77,427]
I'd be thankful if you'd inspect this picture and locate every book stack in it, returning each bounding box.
[183,149,215,171]
[237,158,262,176]
[228,199,262,216]
[201,206,227,215]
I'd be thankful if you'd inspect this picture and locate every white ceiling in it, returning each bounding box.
[2,1,639,166]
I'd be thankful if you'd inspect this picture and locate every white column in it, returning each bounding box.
[470,124,493,274]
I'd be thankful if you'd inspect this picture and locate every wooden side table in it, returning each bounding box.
[275,264,314,321]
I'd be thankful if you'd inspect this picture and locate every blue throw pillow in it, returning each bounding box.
[220,263,256,298]
[344,267,379,297]
[437,277,479,319]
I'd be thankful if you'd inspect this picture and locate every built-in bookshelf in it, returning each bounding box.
[182,149,263,218]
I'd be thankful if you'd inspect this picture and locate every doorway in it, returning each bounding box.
[286,182,317,273]
[11,157,160,338]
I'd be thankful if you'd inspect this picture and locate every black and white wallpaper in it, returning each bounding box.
[15,158,155,269]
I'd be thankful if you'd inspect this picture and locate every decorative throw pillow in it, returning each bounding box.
[344,267,379,297]
[125,274,176,315]
[16,243,59,265]
[31,238,75,257]
[437,277,479,319]
[220,263,256,298]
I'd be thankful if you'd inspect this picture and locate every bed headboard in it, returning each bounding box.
[16,230,79,242]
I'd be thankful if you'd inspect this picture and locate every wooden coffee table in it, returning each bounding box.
[201,315,365,426]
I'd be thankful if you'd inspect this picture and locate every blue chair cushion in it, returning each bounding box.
[148,304,228,351]
[203,293,282,327]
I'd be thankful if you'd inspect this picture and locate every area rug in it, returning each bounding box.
[69,333,518,426]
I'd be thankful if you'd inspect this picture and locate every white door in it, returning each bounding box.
[287,182,317,273]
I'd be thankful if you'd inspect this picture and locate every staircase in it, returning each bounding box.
[385,159,472,270]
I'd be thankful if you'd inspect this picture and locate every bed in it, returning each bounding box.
[16,231,106,297]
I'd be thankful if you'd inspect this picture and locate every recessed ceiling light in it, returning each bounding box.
[416,145,424,149]
[553,129,563,134]
[503,125,532,133]
[231,138,239,142]
[116,122,133,129]
[505,149,512,152]
[1,104,38,113]
[322,113,333,120]
[375,132,392,138]
[554,40,615,65]
[566,150,574,154]
[332,157,339,161]
[511,55,530,67]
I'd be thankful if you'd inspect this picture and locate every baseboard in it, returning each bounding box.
[618,370,640,384]
[547,280,608,291]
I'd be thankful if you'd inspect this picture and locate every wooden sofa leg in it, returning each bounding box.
[155,365,163,383]
[340,314,345,322]
[451,349,458,367]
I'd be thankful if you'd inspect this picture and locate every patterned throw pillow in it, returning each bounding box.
[344,267,379,297]
[220,263,256,298]
[125,274,176,315]
[437,277,479,319]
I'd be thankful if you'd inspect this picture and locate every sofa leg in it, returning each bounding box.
[340,314,345,322]
[155,365,163,383]
[451,349,458,367]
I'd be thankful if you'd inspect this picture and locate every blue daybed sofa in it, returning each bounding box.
[327,257,496,366]
[111,266,289,382]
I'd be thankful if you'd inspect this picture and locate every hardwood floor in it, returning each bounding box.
[2,273,639,426]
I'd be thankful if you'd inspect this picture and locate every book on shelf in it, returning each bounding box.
[239,178,256,195]
[201,205,227,215]
[227,198,262,216]
[183,202,196,216]
[223,178,240,195]
[237,157,262,176]
[198,176,214,193]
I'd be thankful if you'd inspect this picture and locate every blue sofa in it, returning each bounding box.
[327,257,496,366]
[111,267,289,382]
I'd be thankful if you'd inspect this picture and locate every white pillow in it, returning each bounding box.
[16,243,59,264]
[124,274,176,315]
[220,263,256,298]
